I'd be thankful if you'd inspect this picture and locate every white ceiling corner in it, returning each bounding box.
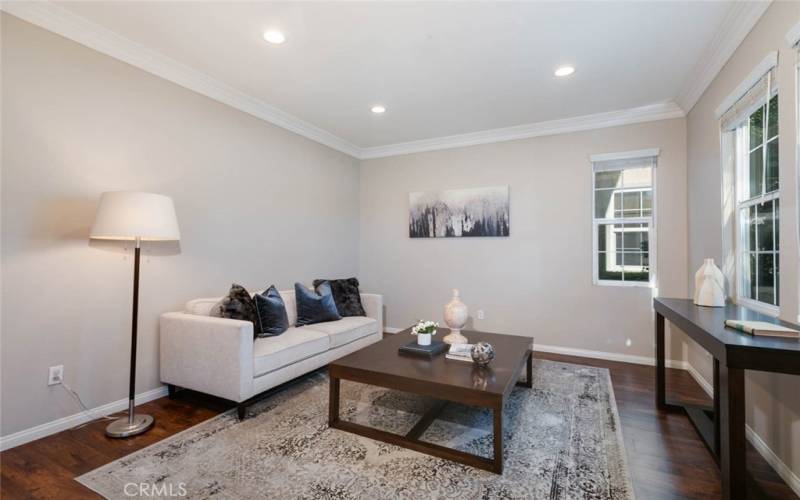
[2,1,761,159]
[0,1,362,158]
[675,1,771,114]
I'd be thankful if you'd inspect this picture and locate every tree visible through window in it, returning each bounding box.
[738,94,779,307]
[592,155,655,285]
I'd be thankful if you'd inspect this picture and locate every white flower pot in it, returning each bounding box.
[417,333,432,346]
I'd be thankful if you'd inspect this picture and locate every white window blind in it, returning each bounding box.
[717,51,778,131]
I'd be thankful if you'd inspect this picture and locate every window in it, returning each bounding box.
[736,94,780,308]
[592,150,658,286]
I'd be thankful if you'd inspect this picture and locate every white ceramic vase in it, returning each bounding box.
[443,289,469,345]
[694,258,725,307]
[417,333,432,346]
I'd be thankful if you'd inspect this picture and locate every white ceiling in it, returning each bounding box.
[6,2,766,156]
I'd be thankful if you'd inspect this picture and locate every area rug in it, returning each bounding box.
[77,359,634,499]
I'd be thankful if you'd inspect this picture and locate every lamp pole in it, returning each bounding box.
[106,236,154,438]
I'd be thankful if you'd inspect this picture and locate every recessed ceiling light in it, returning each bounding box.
[371,105,387,114]
[263,30,286,45]
[554,65,575,77]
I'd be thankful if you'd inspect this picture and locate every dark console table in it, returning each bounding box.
[654,298,800,500]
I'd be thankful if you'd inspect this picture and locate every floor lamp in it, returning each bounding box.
[90,191,180,438]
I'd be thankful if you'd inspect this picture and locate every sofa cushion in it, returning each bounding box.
[304,316,378,348]
[185,297,224,316]
[253,327,329,378]
[279,291,297,326]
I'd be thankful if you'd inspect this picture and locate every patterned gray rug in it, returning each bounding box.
[77,359,634,499]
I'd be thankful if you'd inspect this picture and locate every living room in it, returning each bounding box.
[1,1,799,499]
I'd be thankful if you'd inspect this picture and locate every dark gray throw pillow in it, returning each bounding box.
[254,285,289,337]
[295,281,341,326]
[312,277,366,317]
[219,284,260,335]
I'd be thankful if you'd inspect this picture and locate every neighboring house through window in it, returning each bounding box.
[591,150,659,286]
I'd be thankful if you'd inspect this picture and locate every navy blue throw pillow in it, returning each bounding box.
[295,281,341,326]
[254,285,289,337]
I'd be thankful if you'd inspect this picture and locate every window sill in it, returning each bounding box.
[594,280,653,288]
[734,297,779,317]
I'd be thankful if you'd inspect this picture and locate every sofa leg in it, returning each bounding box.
[167,384,178,399]
[237,403,247,420]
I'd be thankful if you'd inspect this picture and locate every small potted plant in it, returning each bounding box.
[411,320,439,346]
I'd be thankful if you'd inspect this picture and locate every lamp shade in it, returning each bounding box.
[90,191,180,241]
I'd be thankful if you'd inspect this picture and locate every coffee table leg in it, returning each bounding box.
[329,375,340,426]
[516,350,533,388]
[493,402,503,474]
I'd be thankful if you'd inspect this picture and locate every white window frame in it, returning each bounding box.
[591,149,658,288]
[733,94,780,316]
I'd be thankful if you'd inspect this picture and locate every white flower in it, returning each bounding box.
[411,320,439,335]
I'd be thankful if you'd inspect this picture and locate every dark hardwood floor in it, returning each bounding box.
[1,352,796,499]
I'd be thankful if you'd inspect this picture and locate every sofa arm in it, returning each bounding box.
[361,293,384,334]
[160,312,254,402]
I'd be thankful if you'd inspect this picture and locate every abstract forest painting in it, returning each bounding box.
[409,186,509,238]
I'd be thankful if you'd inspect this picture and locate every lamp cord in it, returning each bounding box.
[61,382,121,429]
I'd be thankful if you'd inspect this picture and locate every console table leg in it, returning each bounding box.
[493,403,503,474]
[329,376,340,426]
[713,358,721,458]
[655,311,666,410]
[719,363,745,500]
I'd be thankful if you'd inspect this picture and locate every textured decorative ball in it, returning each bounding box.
[471,341,495,366]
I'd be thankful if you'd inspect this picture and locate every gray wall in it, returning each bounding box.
[686,1,800,480]
[0,14,360,436]
[360,118,689,361]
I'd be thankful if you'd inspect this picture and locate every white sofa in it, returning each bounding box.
[160,289,383,418]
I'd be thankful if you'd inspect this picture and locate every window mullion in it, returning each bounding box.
[761,102,768,197]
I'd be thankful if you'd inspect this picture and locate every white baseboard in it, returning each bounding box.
[0,386,168,452]
[384,326,686,367]
[685,363,800,497]
[532,343,687,369]
[685,363,714,396]
[745,423,800,496]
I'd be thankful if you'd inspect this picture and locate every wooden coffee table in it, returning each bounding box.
[328,328,533,474]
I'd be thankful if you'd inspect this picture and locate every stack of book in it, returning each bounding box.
[445,343,474,362]
[398,340,448,357]
[724,320,800,338]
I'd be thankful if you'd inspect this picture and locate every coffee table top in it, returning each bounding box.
[329,328,533,400]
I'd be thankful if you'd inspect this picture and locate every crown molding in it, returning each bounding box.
[675,1,771,114]
[787,22,800,47]
[360,101,684,160]
[0,1,362,158]
[2,2,687,162]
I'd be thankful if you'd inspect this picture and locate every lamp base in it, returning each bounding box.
[105,413,154,438]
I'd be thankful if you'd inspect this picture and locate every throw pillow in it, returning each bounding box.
[219,284,260,334]
[254,285,289,337]
[312,277,366,317]
[295,281,341,326]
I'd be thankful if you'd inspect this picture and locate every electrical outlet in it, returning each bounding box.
[48,365,63,386]
[477,309,485,320]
